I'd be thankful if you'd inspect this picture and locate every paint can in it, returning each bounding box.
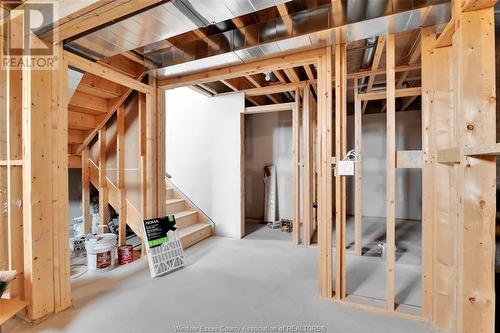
[118,245,134,265]
[85,233,117,271]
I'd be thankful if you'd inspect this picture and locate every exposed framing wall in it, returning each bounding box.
[157,3,497,327]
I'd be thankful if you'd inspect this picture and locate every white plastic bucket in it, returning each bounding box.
[85,233,117,271]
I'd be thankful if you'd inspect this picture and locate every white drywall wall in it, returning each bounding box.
[346,110,422,220]
[166,88,244,238]
[244,111,293,221]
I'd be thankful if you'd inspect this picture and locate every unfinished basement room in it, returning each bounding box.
[0,0,499,332]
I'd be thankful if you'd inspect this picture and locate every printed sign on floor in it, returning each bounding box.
[142,215,184,278]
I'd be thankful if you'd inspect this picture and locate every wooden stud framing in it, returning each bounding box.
[21,45,71,320]
[98,127,108,226]
[82,147,91,233]
[317,46,333,298]
[385,33,396,311]
[244,102,295,114]
[362,36,386,113]
[420,27,435,320]
[146,75,158,218]
[139,92,147,254]
[303,83,313,246]
[6,56,24,299]
[453,8,496,332]
[354,79,362,256]
[334,43,347,299]
[157,87,167,217]
[158,48,324,89]
[292,89,301,245]
[117,105,127,246]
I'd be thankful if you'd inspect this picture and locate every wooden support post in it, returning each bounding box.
[139,92,147,254]
[98,127,108,226]
[22,45,71,320]
[82,147,91,233]
[303,84,313,246]
[0,50,7,274]
[354,79,362,256]
[157,87,166,217]
[420,26,435,321]
[385,33,396,311]
[6,58,24,298]
[52,52,70,313]
[317,46,333,298]
[453,8,496,332]
[334,43,347,299]
[292,89,301,245]
[427,39,457,330]
[117,105,126,246]
[146,75,157,218]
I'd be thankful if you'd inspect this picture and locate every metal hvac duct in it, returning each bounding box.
[150,0,451,79]
[65,0,291,60]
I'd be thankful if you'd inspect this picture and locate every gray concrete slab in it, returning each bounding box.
[3,227,431,333]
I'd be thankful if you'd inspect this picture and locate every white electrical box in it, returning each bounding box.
[337,160,355,176]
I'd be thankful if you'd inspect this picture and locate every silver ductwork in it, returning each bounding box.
[359,37,377,92]
[151,0,451,79]
[65,0,291,60]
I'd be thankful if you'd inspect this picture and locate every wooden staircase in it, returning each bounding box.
[88,159,213,249]
[165,183,213,248]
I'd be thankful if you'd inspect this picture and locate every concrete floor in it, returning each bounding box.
[4,225,431,333]
[342,216,422,309]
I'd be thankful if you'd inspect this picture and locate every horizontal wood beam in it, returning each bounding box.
[158,48,324,89]
[0,160,22,166]
[65,51,152,94]
[244,102,295,114]
[348,64,421,79]
[244,82,307,96]
[358,87,422,101]
[465,143,500,156]
[437,143,500,164]
[396,150,422,168]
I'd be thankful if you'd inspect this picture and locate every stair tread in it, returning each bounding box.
[166,198,184,204]
[174,210,197,219]
[179,223,211,238]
